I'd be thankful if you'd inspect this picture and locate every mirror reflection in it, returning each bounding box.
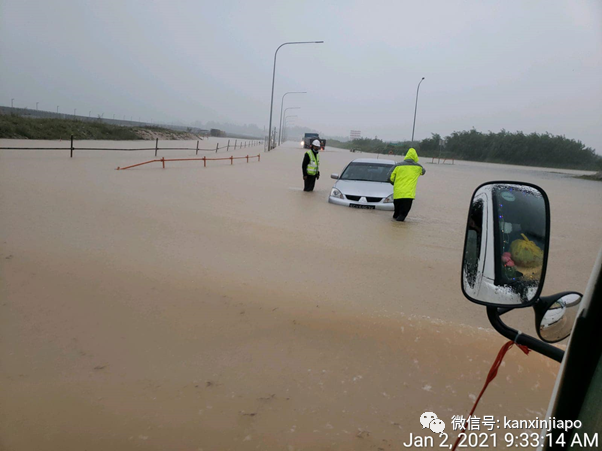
[493,184,546,299]
[539,294,581,343]
[462,183,549,306]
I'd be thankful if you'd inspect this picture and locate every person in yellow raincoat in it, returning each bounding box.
[388,148,426,221]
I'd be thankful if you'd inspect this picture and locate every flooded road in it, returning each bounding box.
[1,139,601,450]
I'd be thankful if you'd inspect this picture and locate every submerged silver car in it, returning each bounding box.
[328,158,395,210]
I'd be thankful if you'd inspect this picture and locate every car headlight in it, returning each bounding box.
[301,141,305,146]
[330,188,344,199]
[383,194,394,203]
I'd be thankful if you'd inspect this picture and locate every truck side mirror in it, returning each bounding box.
[462,182,550,308]
[535,292,582,343]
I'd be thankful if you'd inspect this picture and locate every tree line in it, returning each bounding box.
[327,130,601,170]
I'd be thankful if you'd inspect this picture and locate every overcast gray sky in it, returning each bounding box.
[1,0,601,151]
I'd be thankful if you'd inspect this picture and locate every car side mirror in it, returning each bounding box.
[535,292,582,343]
[462,182,550,308]
[331,173,339,180]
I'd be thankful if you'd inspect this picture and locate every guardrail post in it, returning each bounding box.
[227,139,230,152]
[234,139,237,150]
[257,153,260,162]
[70,135,74,158]
[246,155,249,163]
[161,157,165,169]
[196,140,199,155]
[203,156,206,167]
[215,143,219,153]
[230,155,233,165]
[155,138,159,157]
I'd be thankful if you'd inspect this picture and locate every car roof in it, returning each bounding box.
[350,158,396,165]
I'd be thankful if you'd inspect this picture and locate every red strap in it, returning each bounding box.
[451,340,530,451]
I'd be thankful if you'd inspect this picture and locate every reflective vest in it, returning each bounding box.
[389,148,425,199]
[306,150,320,176]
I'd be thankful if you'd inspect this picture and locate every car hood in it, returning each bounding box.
[333,180,393,197]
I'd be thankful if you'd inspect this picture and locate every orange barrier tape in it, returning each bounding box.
[116,154,260,170]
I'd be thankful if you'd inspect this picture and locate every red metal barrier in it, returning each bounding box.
[116,154,260,170]
[431,156,455,165]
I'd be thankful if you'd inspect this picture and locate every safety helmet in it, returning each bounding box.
[312,139,321,147]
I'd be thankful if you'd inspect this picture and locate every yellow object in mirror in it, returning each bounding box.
[510,233,544,268]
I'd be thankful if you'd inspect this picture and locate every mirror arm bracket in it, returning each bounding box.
[486,307,564,363]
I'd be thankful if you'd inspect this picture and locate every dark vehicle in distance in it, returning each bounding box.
[301,133,326,150]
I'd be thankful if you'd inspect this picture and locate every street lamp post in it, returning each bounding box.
[281,107,300,144]
[284,107,300,116]
[283,115,297,143]
[36,102,39,110]
[89,110,91,117]
[278,91,307,145]
[411,77,425,142]
[57,106,59,114]
[284,115,297,124]
[74,108,76,117]
[267,41,323,151]
[11,98,14,108]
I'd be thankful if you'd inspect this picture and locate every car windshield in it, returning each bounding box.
[340,163,393,182]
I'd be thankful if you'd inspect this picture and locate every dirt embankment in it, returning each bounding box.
[578,171,602,181]
[0,114,205,141]
[133,128,203,141]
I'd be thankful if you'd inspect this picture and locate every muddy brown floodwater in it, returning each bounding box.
[1,139,601,450]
